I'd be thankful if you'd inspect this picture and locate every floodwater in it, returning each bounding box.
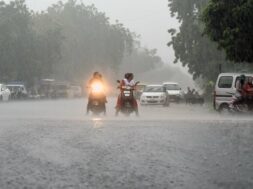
[0,98,252,189]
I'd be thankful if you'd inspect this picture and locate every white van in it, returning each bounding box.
[214,73,253,111]
[0,84,11,101]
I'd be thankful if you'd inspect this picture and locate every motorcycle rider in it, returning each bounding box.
[243,77,253,94]
[115,73,139,116]
[86,72,106,114]
[230,74,246,108]
[243,77,253,110]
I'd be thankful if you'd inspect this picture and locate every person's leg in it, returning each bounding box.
[86,97,91,114]
[103,103,106,115]
[133,99,139,116]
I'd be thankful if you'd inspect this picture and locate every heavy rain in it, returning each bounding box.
[0,0,253,189]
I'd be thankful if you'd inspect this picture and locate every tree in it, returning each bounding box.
[0,0,62,86]
[0,0,164,86]
[0,0,35,84]
[168,0,233,83]
[43,0,133,81]
[202,0,253,63]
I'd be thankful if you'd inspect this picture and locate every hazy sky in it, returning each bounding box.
[6,0,179,66]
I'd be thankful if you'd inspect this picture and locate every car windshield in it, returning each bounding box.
[144,86,164,92]
[164,84,180,90]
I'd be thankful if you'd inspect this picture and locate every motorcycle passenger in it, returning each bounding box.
[116,73,139,116]
[86,72,106,114]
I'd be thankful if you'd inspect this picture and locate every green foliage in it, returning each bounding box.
[168,0,230,82]
[0,0,163,85]
[0,0,62,85]
[202,0,253,63]
[43,1,134,81]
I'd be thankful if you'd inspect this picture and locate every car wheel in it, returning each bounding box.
[0,95,2,101]
[219,104,230,114]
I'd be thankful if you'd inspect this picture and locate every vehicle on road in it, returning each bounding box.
[87,82,106,115]
[163,82,183,103]
[0,84,11,101]
[6,82,28,100]
[214,73,253,112]
[117,80,139,116]
[28,88,41,100]
[52,82,70,98]
[140,85,169,106]
[69,85,82,98]
[39,79,55,99]
[228,97,253,113]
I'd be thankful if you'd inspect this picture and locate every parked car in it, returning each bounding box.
[39,79,55,99]
[0,84,11,101]
[52,82,70,98]
[163,82,183,103]
[214,73,253,112]
[69,85,82,98]
[28,88,41,100]
[6,82,28,100]
[140,85,169,106]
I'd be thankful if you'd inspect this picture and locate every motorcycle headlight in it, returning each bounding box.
[91,82,104,93]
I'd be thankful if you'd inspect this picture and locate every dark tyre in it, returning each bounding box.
[218,104,230,114]
[0,95,2,101]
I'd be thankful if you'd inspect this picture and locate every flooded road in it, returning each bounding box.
[0,98,253,189]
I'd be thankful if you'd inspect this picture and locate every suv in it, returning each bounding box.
[0,84,11,101]
[163,82,183,103]
[214,73,253,111]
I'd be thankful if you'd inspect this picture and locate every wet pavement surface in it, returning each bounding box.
[0,98,253,189]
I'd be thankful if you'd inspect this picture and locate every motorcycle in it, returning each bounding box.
[116,80,139,116]
[228,92,253,113]
[87,82,106,115]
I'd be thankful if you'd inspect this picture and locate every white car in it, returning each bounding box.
[0,84,11,101]
[163,82,183,102]
[140,85,169,105]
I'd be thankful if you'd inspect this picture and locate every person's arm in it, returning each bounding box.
[118,80,124,89]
